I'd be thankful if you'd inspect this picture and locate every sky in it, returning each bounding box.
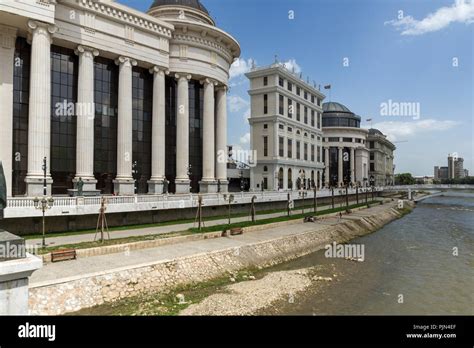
[118,0,473,177]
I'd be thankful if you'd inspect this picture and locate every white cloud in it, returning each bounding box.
[228,95,249,113]
[243,108,251,122]
[281,59,302,74]
[369,119,460,141]
[229,58,255,79]
[385,0,474,35]
[240,132,251,145]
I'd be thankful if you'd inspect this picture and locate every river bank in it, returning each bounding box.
[66,200,412,316]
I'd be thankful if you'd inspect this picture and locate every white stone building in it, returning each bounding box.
[246,63,326,191]
[0,0,240,197]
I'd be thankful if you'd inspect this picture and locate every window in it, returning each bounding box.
[311,145,315,162]
[287,139,292,158]
[263,136,268,156]
[370,163,375,171]
[279,77,284,87]
[311,95,315,103]
[263,165,268,172]
[287,127,293,132]
[304,132,308,137]
[296,103,300,121]
[304,106,308,124]
[343,137,353,143]
[311,110,315,127]
[263,177,268,189]
[317,113,321,129]
[263,76,268,86]
[356,138,362,143]
[317,146,321,162]
[287,82,293,92]
[296,141,301,159]
[279,124,284,130]
[311,134,315,139]
[369,141,374,149]
[304,143,308,161]
[288,99,293,118]
[279,94,284,115]
[296,86,300,95]
[370,152,374,160]
[279,137,284,157]
[304,91,308,100]
[263,123,268,129]
[263,94,268,114]
[328,137,339,142]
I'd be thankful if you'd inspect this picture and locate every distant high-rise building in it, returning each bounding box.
[434,166,448,180]
[447,154,465,179]
[464,169,469,177]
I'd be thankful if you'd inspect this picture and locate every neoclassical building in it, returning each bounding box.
[322,102,395,187]
[246,62,326,191]
[0,0,240,197]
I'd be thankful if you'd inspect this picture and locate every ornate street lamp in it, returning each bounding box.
[132,160,138,195]
[33,196,54,248]
[223,193,234,225]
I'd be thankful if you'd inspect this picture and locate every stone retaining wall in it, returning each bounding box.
[28,203,410,315]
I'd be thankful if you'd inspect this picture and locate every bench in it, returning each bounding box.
[230,227,243,236]
[51,249,77,262]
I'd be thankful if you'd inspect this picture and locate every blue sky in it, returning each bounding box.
[119,0,473,176]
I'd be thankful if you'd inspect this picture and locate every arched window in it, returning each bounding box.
[278,167,284,190]
[263,166,268,172]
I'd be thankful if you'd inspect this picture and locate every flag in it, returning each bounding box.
[366,118,372,122]
[324,85,331,89]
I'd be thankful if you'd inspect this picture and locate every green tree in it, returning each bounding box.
[395,173,416,185]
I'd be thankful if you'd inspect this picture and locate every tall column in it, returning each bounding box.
[175,73,191,194]
[338,146,343,187]
[25,21,57,197]
[113,56,137,195]
[350,147,355,185]
[215,86,228,192]
[74,45,99,192]
[148,66,168,194]
[0,25,17,197]
[324,147,329,187]
[199,78,218,193]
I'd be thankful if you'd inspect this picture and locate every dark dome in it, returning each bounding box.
[368,128,384,136]
[322,102,352,113]
[322,101,361,128]
[149,0,209,15]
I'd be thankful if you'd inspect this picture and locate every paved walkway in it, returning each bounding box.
[26,201,348,248]
[29,202,396,286]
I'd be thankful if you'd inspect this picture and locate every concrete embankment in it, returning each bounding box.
[28,201,412,315]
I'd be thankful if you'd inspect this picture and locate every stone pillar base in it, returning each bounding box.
[175,179,191,194]
[113,178,135,195]
[73,177,97,192]
[147,179,164,194]
[0,253,42,315]
[24,176,53,197]
[217,180,229,193]
[199,180,218,193]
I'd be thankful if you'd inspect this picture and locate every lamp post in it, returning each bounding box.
[132,160,138,195]
[240,170,244,192]
[250,195,257,222]
[313,185,318,215]
[299,171,307,215]
[345,184,349,210]
[33,157,54,248]
[187,164,192,192]
[223,193,234,225]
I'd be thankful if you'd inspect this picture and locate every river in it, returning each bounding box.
[262,192,474,315]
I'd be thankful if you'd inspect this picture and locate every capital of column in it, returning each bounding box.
[149,65,169,76]
[175,73,192,81]
[27,20,57,42]
[75,45,99,58]
[200,77,218,86]
[115,56,137,67]
[215,85,228,93]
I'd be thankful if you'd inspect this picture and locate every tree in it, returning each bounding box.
[395,173,416,185]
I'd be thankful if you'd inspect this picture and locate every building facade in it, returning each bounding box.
[0,0,240,197]
[246,63,326,191]
[321,102,395,188]
[434,166,449,180]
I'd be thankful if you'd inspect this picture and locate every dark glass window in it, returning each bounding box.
[329,147,338,186]
[370,163,375,171]
[304,91,308,100]
[317,146,321,162]
[328,137,339,142]
[296,141,300,159]
[279,137,284,157]
[369,141,374,149]
[279,94,284,115]
[263,123,268,129]
[188,80,203,193]
[263,76,268,86]
[263,136,268,157]
[296,103,300,121]
[304,143,308,161]
[296,86,300,95]
[279,124,284,130]
[132,67,153,194]
[311,95,315,103]
[311,144,315,162]
[343,137,353,142]
[317,113,321,129]
[94,57,118,194]
[263,94,268,114]
[311,110,315,127]
[12,37,31,196]
[287,82,292,92]
[304,106,308,124]
[165,76,177,192]
[279,77,284,87]
[50,45,78,194]
[370,152,374,160]
[287,139,292,158]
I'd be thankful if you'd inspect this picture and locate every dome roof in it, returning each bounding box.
[322,102,352,113]
[368,128,384,136]
[149,0,209,15]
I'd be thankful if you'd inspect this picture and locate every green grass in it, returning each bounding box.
[36,200,379,254]
[25,197,374,240]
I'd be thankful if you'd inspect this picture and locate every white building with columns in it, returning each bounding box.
[246,62,326,191]
[0,0,239,197]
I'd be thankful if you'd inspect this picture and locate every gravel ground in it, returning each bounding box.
[179,268,319,316]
